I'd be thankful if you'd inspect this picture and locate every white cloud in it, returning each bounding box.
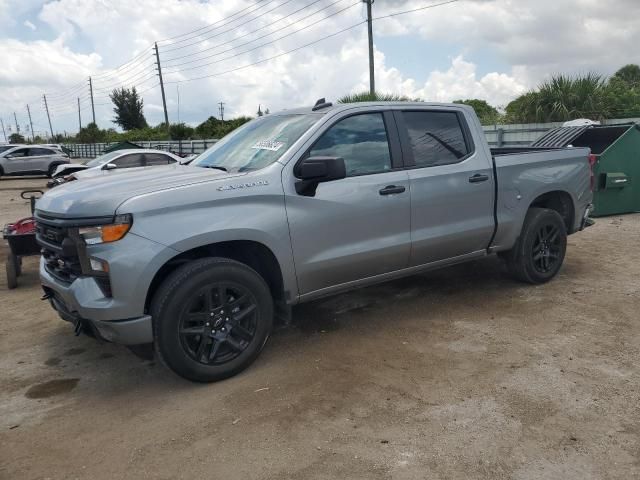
[2,0,639,135]
[414,56,527,107]
[23,20,36,31]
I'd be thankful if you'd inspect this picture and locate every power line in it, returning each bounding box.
[162,0,345,66]
[165,20,365,85]
[158,0,268,44]
[163,2,360,75]
[92,71,158,94]
[160,0,297,53]
[373,0,459,20]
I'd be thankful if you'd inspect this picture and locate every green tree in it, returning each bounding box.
[612,64,640,87]
[195,116,251,138]
[338,91,419,103]
[453,99,500,125]
[606,64,640,118]
[76,122,107,143]
[9,133,25,143]
[505,73,610,123]
[169,123,195,140]
[110,87,148,130]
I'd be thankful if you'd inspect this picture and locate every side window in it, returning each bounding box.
[113,154,144,168]
[28,148,55,156]
[8,148,29,157]
[402,111,470,168]
[144,153,174,166]
[309,113,392,177]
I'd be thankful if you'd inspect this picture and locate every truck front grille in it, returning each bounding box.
[36,223,82,284]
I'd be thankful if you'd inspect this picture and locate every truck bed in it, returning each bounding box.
[490,146,592,251]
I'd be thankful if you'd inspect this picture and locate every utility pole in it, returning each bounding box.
[363,0,375,95]
[13,112,20,135]
[154,42,170,131]
[0,118,6,142]
[176,85,180,123]
[43,95,54,139]
[26,105,34,141]
[218,102,225,121]
[88,77,96,124]
[77,97,82,131]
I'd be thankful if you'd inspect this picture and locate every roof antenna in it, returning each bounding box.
[312,98,333,111]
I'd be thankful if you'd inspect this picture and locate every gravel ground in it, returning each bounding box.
[1,176,639,480]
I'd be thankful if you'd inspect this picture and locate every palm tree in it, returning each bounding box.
[506,73,610,123]
[338,91,420,103]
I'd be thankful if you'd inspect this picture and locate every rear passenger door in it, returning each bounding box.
[395,109,495,266]
[27,147,58,173]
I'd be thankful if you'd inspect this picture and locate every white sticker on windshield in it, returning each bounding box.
[252,140,285,152]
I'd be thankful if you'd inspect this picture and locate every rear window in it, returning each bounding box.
[402,111,470,167]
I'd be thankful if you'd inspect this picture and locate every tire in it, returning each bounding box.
[151,257,274,382]
[503,208,567,284]
[6,254,18,289]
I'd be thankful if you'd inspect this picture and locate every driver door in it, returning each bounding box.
[284,111,411,296]
[3,148,30,174]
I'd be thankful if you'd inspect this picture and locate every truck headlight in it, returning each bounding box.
[79,214,132,245]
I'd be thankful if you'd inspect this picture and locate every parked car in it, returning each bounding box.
[36,100,594,382]
[0,145,69,178]
[49,149,183,187]
[0,144,26,154]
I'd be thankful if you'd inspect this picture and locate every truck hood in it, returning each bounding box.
[37,164,241,218]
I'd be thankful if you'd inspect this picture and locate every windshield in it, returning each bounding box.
[84,151,123,167]
[192,114,321,172]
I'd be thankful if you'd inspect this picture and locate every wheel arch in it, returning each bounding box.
[529,190,575,233]
[145,240,286,313]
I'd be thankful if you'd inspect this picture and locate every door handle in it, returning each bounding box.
[379,185,406,195]
[468,174,489,183]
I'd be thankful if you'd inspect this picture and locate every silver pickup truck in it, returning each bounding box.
[35,101,594,382]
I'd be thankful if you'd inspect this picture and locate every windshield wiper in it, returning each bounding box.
[201,165,228,172]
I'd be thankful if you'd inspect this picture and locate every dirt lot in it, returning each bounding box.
[0,176,638,480]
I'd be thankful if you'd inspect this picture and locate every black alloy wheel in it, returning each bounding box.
[504,207,567,284]
[531,224,563,274]
[152,257,273,382]
[179,283,258,365]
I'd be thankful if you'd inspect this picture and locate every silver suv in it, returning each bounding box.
[0,145,70,178]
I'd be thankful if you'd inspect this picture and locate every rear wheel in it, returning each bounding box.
[504,208,567,284]
[151,258,273,382]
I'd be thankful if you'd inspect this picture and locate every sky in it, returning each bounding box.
[1,0,639,138]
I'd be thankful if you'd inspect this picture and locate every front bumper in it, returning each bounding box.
[38,230,178,345]
[44,287,153,345]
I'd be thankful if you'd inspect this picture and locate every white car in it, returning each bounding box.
[0,145,70,178]
[50,149,183,186]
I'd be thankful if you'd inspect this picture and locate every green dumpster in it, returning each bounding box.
[532,124,640,216]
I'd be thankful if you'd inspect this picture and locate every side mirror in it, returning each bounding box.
[102,163,117,170]
[294,156,346,196]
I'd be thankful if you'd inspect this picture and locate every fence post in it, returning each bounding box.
[497,128,504,147]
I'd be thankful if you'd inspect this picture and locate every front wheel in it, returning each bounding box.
[151,258,273,382]
[503,208,567,284]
